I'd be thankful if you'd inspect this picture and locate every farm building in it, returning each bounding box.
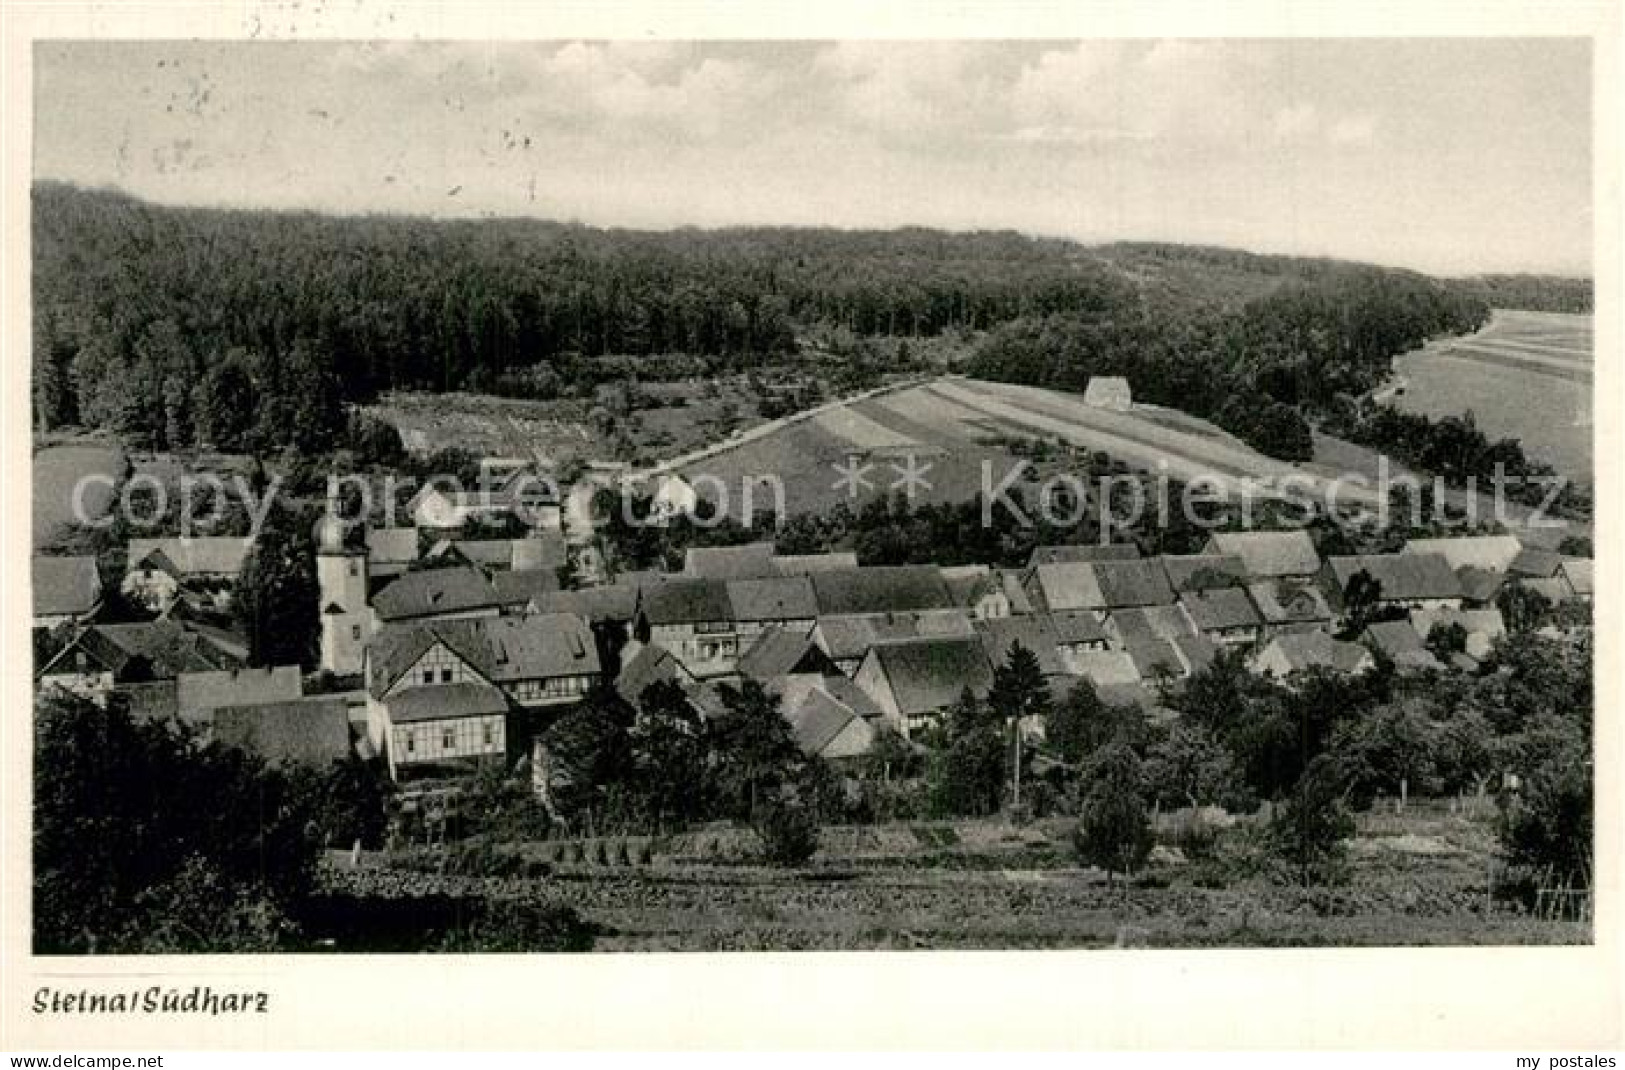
[1203,531,1321,580]
[808,565,956,617]
[737,626,838,685]
[1324,553,1465,614]
[175,665,304,724]
[1410,607,1507,660]
[810,609,976,676]
[1251,631,1373,681]
[852,635,995,736]
[1177,587,1264,646]
[778,675,886,760]
[1246,579,1334,636]
[1082,376,1132,411]
[633,578,741,677]
[615,641,700,705]
[683,541,779,580]
[36,620,245,708]
[1402,535,1525,574]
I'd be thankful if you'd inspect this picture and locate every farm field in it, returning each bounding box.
[1390,309,1592,485]
[320,807,1586,952]
[677,377,1388,524]
[32,438,126,548]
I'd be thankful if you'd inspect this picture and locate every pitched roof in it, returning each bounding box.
[1410,607,1507,641]
[176,665,303,719]
[1111,605,1196,644]
[33,556,102,618]
[1178,587,1263,632]
[511,532,568,572]
[1258,631,1372,675]
[536,585,638,623]
[1035,559,1175,611]
[783,679,884,754]
[366,527,420,567]
[725,576,817,622]
[814,609,974,661]
[638,577,734,625]
[489,569,562,607]
[1205,531,1320,578]
[1523,576,1574,604]
[1327,553,1464,603]
[1509,546,1564,578]
[1560,558,1593,596]
[1455,566,1506,604]
[369,613,598,697]
[1125,638,1184,680]
[1246,579,1332,625]
[772,552,859,575]
[737,626,835,682]
[1047,609,1106,646]
[682,541,778,580]
[1067,649,1142,687]
[126,537,254,578]
[371,565,503,622]
[428,539,519,569]
[40,620,239,681]
[615,642,696,703]
[1361,620,1429,658]
[1027,543,1142,566]
[974,616,1067,676]
[208,697,351,766]
[1160,554,1249,592]
[809,565,955,616]
[1403,535,1525,573]
[386,681,511,724]
[1025,562,1105,612]
[866,636,995,717]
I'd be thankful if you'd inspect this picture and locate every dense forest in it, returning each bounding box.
[964,270,1490,459]
[1448,274,1593,314]
[33,183,1580,461]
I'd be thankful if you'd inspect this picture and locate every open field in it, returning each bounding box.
[320,806,1586,951]
[32,438,126,548]
[677,377,1394,523]
[1390,309,1592,484]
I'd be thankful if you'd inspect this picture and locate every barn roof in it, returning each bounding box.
[809,565,954,616]
[772,552,860,575]
[1508,546,1564,579]
[366,527,420,567]
[368,614,597,697]
[39,620,239,682]
[1178,587,1263,632]
[1160,554,1249,592]
[1403,535,1524,573]
[1204,531,1320,578]
[1560,559,1593,596]
[1111,604,1196,644]
[1093,560,1177,609]
[536,585,638,623]
[726,576,818,622]
[866,636,994,717]
[974,615,1067,676]
[638,578,734,625]
[682,541,778,580]
[1327,554,1464,603]
[1246,579,1332,625]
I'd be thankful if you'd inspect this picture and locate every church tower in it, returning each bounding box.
[316,517,369,677]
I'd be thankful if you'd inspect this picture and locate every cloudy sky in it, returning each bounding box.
[34,38,1592,275]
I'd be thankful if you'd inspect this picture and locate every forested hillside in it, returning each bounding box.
[32,182,1546,460]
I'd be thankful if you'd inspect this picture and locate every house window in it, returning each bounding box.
[482,723,493,746]
[405,731,415,753]
[421,669,434,685]
[442,728,456,749]
[351,624,362,641]
[440,668,454,683]
[348,561,359,577]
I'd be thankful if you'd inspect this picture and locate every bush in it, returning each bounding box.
[753,800,820,867]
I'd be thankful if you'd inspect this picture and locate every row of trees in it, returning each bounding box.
[965,268,1490,461]
[1324,401,1592,513]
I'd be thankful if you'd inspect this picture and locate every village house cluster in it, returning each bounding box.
[33,456,1593,795]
